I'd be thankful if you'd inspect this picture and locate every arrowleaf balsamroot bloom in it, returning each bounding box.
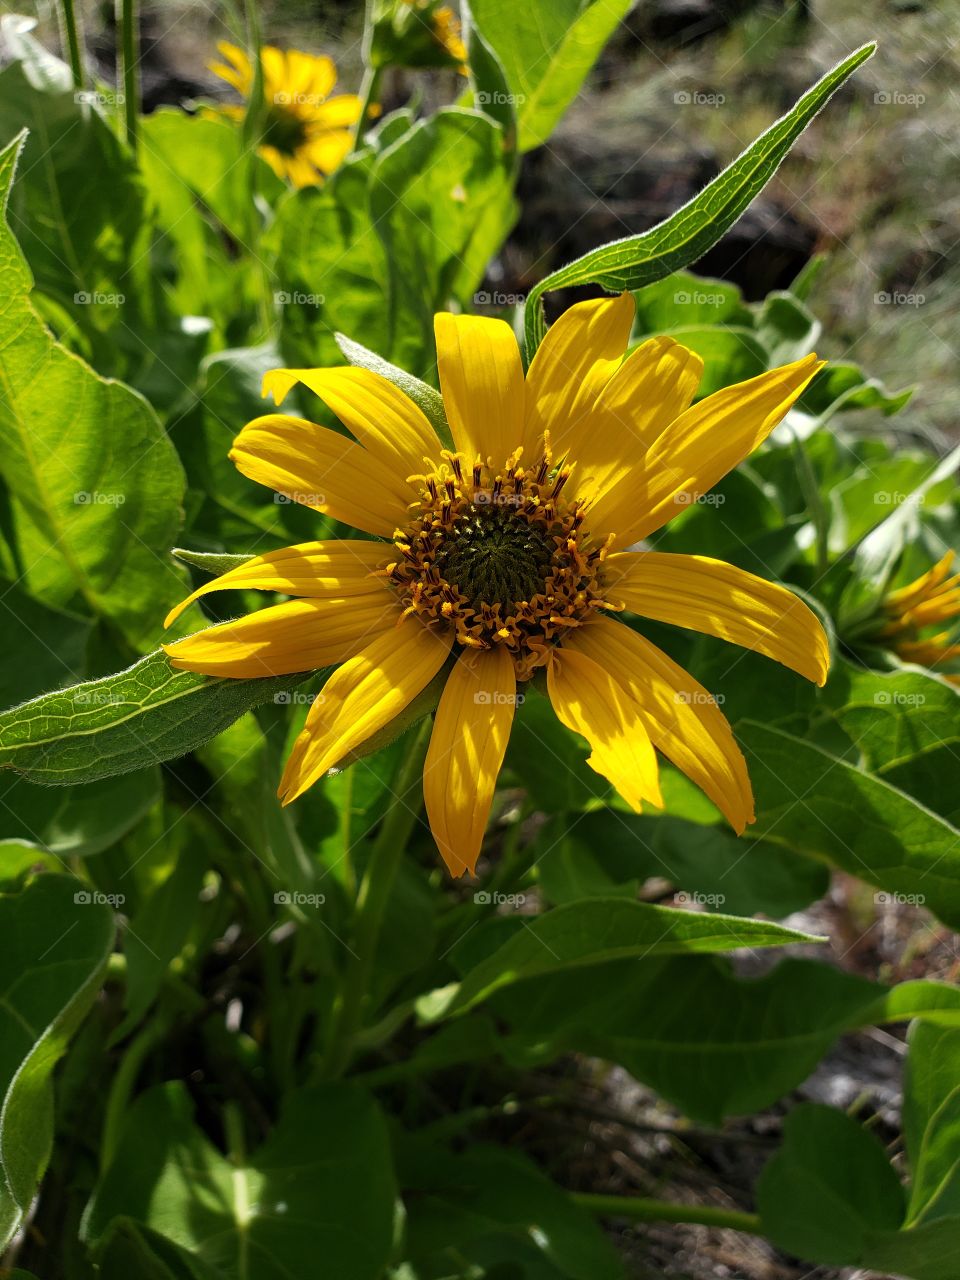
[875,551,960,674]
[210,42,362,187]
[163,295,829,875]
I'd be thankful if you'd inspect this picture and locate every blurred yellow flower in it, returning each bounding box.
[163,295,827,875]
[426,4,467,65]
[878,551,960,672]
[210,42,362,188]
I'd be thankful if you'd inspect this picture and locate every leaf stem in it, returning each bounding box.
[58,0,84,89]
[571,1193,763,1235]
[117,0,139,150]
[321,718,432,1078]
[352,64,382,152]
[100,1013,168,1170]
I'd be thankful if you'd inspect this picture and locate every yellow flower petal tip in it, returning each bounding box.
[261,369,298,404]
[860,550,960,674]
[168,304,832,869]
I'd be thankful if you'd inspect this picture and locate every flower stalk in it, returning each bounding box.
[571,1192,763,1235]
[321,717,433,1078]
[117,0,139,150]
[58,0,84,89]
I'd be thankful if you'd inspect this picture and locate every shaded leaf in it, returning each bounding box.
[432,898,822,1018]
[0,874,114,1247]
[742,720,960,928]
[85,1081,396,1280]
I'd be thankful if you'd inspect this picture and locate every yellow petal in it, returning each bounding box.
[546,647,661,812]
[164,539,391,628]
[524,294,635,461]
[291,50,336,100]
[284,153,322,188]
[163,595,400,677]
[302,130,353,175]
[307,94,363,128]
[262,366,442,475]
[209,63,249,95]
[568,617,755,832]
[604,551,830,686]
[423,646,516,877]
[885,551,955,611]
[279,622,452,803]
[434,313,525,465]
[260,45,288,98]
[258,145,289,182]
[210,42,252,94]
[571,336,703,503]
[230,413,414,537]
[590,354,824,546]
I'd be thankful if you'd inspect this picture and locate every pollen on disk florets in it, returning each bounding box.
[385,443,616,680]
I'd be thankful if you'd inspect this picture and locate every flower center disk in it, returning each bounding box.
[435,505,556,606]
[387,450,614,680]
[262,102,308,154]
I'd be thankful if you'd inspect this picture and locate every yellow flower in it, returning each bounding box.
[163,295,828,876]
[877,551,960,671]
[428,5,467,65]
[209,42,362,188]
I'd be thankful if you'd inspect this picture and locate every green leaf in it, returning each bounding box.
[463,0,518,149]
[0,648,306,786]
[754,290,820,365]
[336,331,452,449]
[0,585,91,710]
[470,0,633,153]
[113,844,207,1041]
[757,1104,906,1265]
[632,271,753,332]
[96,1218,222,1280]
[0,34,143,337]
[368,108,516,371]
[85,1081,397,1280]
[314,736,412,885]
[197,712,321,908]
[523,43,876,355]
[400,1141,625,1279]
[903,1021,960,1226]
[758,1080,960,1280]
[829,453,944,551]
[538,809,829,918]
[0,874,114,1247]
[171,549,255,577]
[0,769,160,856]
[488,956,960,1123]
[269,156,391,372]
[432,898,822,1018]
[862,1218,960,1280]
[534,817,640,904]
[184,342,319,547]
[0,28,213,402]
[837,444,960,627]
[0,132,187,648]
[140,108,281,244]
[651,325,768,398]
[504,686,610,810]
[741,719,960,929]
[0,841,59,886]
[825,662,960,821]
[799,360,913,420]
